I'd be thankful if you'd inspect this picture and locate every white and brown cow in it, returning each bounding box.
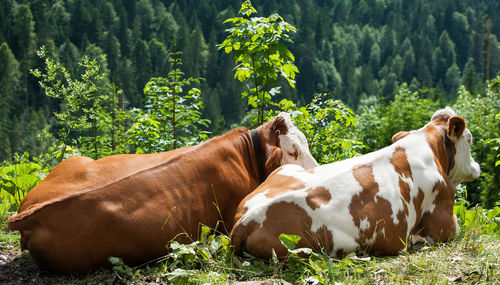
[8,112,318,273]
[231,107,480,259]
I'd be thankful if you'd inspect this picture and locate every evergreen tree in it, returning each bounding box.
[117,6,130,57]
[70,0,93,48]
[450,12,471,68]
[439,31,457,70]
[132,39,152,106]
[45,1,70,46]
[0,43,21,160]
[369,42,381,74]
[12,4,36,108]
[401,46,416,83]
[445,63,461,100]
[462,57,482,94]
[134,0,154,41]
[103,32,121,83]
[149,39,169,77]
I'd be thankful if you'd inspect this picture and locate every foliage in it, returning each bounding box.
[1,0,500,161]
[128,47,210,153]
[454,202,500,238]
[31,48,126,160]
[219,0,298,125]
[0,153,45,211]
[357,84,441,152]
[105,84,129,155]
[276,93,363,164]
[495,112,500,167]
[453,77,500,207]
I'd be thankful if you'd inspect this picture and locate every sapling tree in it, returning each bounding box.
[219,0,298,125]
[276,94,362,164]
[105,83,129,155]
[129,43,209,153]
[31,47,124,160]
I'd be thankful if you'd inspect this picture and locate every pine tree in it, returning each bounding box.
[103,32,121,83]
[132,39,152,106]
[12,4,36,108]
[445,63,461,100]
[0,43,21,160]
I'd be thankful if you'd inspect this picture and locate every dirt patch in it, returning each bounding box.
[0,247,120,284]
[0,247,57,285]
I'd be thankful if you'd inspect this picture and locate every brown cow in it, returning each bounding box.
[8,112,318,273]
[231,107,480,259]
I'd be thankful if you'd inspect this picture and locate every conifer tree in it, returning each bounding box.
[0,43,21,160]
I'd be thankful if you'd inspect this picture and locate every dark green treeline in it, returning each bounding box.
[0,0,499,161]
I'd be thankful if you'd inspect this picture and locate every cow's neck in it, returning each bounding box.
[425,125,454,178]
[250,129,265,184]
[205,129,264,229]
[443,133,453,175]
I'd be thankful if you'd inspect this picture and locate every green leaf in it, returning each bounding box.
[108,256,123,266]
[279,233,302,251]
[235,69,247,82]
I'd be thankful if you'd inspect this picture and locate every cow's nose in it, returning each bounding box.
[472,161,481,178]
[465,160,481,181]
[305,153,319,169]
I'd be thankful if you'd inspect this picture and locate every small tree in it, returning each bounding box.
[219,0,298,125]
[106,83,129,155]
[128,44,209,153]
[32,47,125,160]
[276,94,362,164]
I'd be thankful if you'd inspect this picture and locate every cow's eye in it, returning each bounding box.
[288,150,298,158]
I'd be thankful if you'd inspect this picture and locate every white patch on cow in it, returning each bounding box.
[359,218,370,231]
[241,191,272,226]
[276,112,319,169]
[372,150,406,225]
[405,198,418,238]
[449,129,481,187]
[431,107,456,122]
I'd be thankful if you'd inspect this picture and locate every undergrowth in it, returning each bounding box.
[103,198,500,284]
[0,194,499,284]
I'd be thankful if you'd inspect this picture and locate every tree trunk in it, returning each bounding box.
[483,15,490,82]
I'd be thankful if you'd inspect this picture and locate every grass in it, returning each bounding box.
[0,201,499,284]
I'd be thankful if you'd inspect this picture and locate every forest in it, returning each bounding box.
[1,0,499,204]
[0,0,499,283]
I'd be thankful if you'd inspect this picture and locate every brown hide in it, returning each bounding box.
[8,122,283,274]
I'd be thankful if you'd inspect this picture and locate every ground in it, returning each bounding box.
[0,226,499,284]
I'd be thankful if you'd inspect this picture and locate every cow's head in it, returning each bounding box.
[394,107,481,187]
[259,112,319,176]
[430,107,481,187]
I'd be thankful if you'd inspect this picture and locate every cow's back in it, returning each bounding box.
[7,146,209,273]
[16,149,187,215]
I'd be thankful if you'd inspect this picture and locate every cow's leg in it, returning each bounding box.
[416,208,458,244]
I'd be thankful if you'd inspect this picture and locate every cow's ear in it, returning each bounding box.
[264,146,282,176]
[448,116,466,139]
[392,131,410,143]
[272,114,289,135]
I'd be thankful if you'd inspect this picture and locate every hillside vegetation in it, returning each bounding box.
[0,1,499,283]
